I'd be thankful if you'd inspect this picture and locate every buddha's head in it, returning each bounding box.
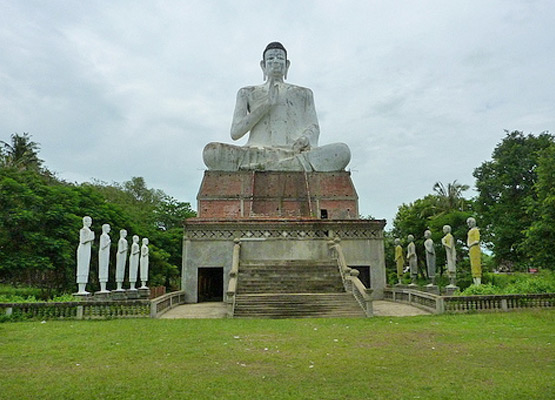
[261,41,290,80]
[424,230,432,239]
[443,225,451,234]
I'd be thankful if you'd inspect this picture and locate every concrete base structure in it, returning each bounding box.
[182,219,387,303]
[183,171,387,305]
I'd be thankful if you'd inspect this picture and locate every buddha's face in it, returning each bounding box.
[262,48,288,78]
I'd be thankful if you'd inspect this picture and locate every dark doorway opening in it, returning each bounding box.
[320,209,328,219]
[198,267,224,302]
[350,266,371,288]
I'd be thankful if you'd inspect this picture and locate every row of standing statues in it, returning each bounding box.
[394,217,482,289]
[76,216,149,295]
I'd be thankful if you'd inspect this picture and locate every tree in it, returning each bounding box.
[473,130,554,270]
[0,133,44,172]
[0,135,197,292]
[391,181,473,282]
[523,143,555,269]
[433,180,470,213]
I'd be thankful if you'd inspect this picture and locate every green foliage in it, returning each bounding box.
[459,283,502,296]
[460,271,555,295]
[391,181,473,280]
[473,130,555,270]
[523,143,555,269]
[0,132,45,172]
[0,134,196,292]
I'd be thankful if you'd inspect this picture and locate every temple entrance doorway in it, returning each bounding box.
[198,267,224,302]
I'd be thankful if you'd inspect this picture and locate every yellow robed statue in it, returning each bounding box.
[394,238,404,284]
[467,217,482,285]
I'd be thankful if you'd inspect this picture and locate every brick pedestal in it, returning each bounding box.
[197,170,359,220]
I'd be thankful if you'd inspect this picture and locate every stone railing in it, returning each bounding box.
[1,300,151,320]
[1,291,187,321]
[384,287,555,314]
[226,238,241,317]
[149,290,187,318]
[328,237,373,317]
[442,293,554,313]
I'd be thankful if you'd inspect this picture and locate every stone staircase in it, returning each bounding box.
[233,260,366,318]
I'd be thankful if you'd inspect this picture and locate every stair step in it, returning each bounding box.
[233,259,366,318]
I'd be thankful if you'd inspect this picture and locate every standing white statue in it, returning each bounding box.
[424,230,436,285]
[140,238,150,289]
[115,229,128,291]
[76,216,95,295]
[202,41,350,172]
[128,235,140,290]
[407,234,418,285]
[98,223,111,293]
[441,225,457,288]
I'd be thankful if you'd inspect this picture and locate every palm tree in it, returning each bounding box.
[433,180,470,212]
[0,133,44,171]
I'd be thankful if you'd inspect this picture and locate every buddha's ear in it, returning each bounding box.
[284,60,291,80]
[260,59,267,80]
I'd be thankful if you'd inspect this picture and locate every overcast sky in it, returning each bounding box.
[2,0,554,227]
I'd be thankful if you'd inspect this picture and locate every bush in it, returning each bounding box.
[459,270,555,295]
[460,284,503,296]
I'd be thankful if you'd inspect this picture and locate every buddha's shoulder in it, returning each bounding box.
[238,83,313,94]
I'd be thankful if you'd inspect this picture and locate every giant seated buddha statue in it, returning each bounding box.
[203,42,351,172]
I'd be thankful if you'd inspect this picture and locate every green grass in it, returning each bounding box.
[1,311,554,400]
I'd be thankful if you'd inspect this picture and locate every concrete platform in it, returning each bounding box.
[373,300,431,317]
[159,300,430,319]
[160,302,227,319]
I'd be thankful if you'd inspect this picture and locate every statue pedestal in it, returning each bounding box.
[93,291,111,301]
[183,169,387,304]
[424,284,440,295]
[407,283,419,289]
[73,292,92,301]
[138,288,151,299]
[111,291,127,301]
[444,285,459,296]
[126,289,139,299]
[197,170,359,219]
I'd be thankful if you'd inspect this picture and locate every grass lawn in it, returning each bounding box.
[1,310,554,400]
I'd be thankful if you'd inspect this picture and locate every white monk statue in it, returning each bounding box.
[140,238,150,289]
[202,42,351,172]
[128,235,140,290]
[98,223,111,293]
[76,216,95,294]
[115,229,128,291]
[442,225,457,287]
[407,234,417,285]
[424,230,436,285]
[467,217,482,285]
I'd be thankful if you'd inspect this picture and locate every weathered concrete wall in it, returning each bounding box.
[182,238,234,303]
